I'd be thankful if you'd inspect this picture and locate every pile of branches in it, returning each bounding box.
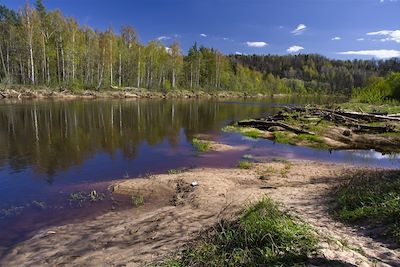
[238,106,399,135]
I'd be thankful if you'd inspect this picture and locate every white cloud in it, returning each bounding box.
[367,30,400,43]
[291,24,307,35]
[200,33,207,37]
[235,52,243,55]
[287,45,304,53]
[157,36,171,41]
[380,0,398,2]
[246,41,268,48]
[357,38,365,41]
[338,49,400,59]
[331,36,341,41]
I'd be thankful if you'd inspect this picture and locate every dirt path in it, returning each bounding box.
[1,161,399,266]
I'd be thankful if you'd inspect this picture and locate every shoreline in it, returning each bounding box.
[2,157,399,266]
[0,87,335,100]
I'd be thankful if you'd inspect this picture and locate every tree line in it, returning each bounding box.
[231,54,400,94]
[1,1,400,95]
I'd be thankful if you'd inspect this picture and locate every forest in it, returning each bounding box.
[1,1,400,95]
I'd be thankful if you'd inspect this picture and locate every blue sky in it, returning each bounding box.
[2,0,400,59]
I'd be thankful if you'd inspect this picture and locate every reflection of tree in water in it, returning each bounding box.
[0,96,336,179]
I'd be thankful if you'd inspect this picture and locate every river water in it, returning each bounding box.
[0,96,399,253]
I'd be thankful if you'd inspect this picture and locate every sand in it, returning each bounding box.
[1,160,399,266]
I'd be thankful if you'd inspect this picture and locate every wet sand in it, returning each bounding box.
[2,158,399,266]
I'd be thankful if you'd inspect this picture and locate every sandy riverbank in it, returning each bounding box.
[1,158,399,266]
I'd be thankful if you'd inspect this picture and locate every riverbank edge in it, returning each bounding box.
[0,86,334,100]
[2,160,399,266]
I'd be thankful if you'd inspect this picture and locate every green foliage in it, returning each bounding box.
[336,171,400,243]
[168,169,182,175]
[296,134,328,149]
[272,132,293,144]
[167,197,318,266]
[237,160,252,169]
[131,195,144,206]
[192,138,211,152]
[1,1,399,94]
[222,125,263,139]
[352,73,400,104]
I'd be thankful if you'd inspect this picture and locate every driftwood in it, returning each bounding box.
[284,106,400,123]
[238,120,315,135]
[350,124,396,134]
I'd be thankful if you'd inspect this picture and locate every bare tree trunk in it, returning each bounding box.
[118,52,122,87]
[110,39,113,86]
[26,8,35,84]
[0,45,8,82]
[72,31,76,81]
[97,48,105,90]
[190,63,193,89]
[60,36,65,83]
[40,34,45,83]
[56,43,61,85]
[137,46,140,89]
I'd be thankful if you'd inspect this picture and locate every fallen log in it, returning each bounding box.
[285,106,400,123]
[350,124,397,134]
[238,120,315,135]
[334,110,400,122]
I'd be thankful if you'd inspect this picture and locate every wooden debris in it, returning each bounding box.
[238,120,315,135]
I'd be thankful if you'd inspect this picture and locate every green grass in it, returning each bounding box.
[222,125,263,139]
[237,160,253,169]
[192,138,211,152]
[335,170,400,244]
[340,102,400,114]
[165,197,318,266]
[296,134,329,149]
[132,195,145,206]
[272,131,294,145]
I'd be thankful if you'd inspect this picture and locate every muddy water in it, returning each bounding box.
[0,96,398,254]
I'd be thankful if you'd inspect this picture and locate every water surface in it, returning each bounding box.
[0,96,399,252]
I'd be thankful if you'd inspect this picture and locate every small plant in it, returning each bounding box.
[237,160,252,169]
[280,161,292,178]
[192,138,211,153]
[258,166,275,180]
[168,169,178,175]
[132,195,144,206]
[69,191,87,207]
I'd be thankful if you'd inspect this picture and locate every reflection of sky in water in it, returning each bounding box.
[1,97,399,250]
[220,133,400,169]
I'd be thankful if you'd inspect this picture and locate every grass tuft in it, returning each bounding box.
[166,197,318,266]
[237,160,253,169]
[192,138,211,153]
[335,170,400,244]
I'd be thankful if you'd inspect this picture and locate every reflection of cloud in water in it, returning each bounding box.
[350,150,400,160]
